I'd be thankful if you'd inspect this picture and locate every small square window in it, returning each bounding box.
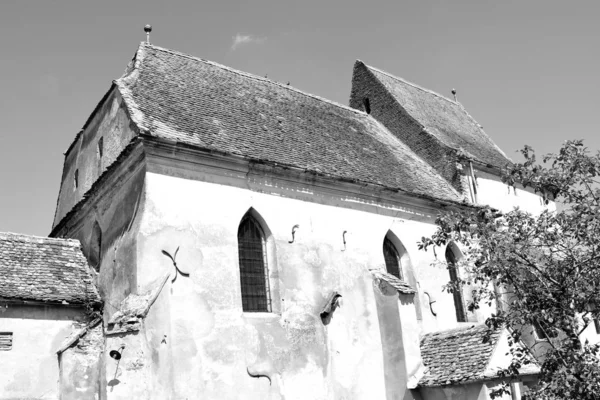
[0,332,13,350]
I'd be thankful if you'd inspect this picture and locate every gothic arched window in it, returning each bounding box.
[446,244,467,322]
[237,214,271,312]
[383,236,402,280]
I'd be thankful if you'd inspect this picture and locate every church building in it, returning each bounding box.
[1,40,567,399]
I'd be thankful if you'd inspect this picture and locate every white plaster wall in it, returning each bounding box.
[475,170,555,215]
[0,311,79,399]
[124,170,478,399]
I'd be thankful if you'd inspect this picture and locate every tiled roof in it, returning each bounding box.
[364,64,511,169]
[419,324,538,387]
[419,324,501,387]
[371,270,416,294]
[0,232,100,305]
[115,43,464,204]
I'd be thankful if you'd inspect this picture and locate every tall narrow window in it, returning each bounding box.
[97,137,104,158]
[238,214,271,312]
[74,169,79,190]
[595,319,600,335]
[383,237,402,280]
[446,245,467,322]
[89,222,102,272]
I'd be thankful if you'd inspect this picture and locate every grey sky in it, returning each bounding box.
[1,0,598,236]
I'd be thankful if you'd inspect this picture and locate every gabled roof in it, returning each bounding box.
[362,63,511,169]
[419,324,539,387]
[114,43,464,204]
[0,232,100,305]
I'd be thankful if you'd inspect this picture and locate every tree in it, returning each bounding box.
[418,140,600,399]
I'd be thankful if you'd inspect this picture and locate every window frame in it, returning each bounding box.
[383,236,403,280]
[446,244,468,323]
[237,214,272,313]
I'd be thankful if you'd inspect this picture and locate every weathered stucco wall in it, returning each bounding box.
[475,169,555,215]
[54,88,138,228]
[59,322,105,400]
[0,304,86,400]
[52,147,146,321]
[99,150,490,399]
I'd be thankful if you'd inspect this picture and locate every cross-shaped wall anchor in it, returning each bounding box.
[161,247,190,283]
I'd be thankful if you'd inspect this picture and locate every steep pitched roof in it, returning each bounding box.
[114,43,464,204]
[362,63,511,169]
[419,324,539,387]
[0,232,100,305]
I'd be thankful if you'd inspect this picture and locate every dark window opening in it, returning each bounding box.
[363,98,371,114]
[383,237,402,280]
[98,137,104,158]
[238,214,271,312]
[0,332,13,351]
[446,245,467,322]
[74,169,79,190]
[594,319,600,335]
[89,222,102,272]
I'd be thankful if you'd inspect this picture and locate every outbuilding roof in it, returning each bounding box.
[0,232,100,305]
[362,63,511,169]
[419,324,539,387]
[114,43,464,204]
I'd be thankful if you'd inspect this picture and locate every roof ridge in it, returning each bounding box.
[142,43,368,117]
[363,63,459,105]
[0,231,81,246]
[422,323,491,338]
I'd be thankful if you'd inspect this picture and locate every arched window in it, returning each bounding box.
[383,236,402,280]
[89,222,102,272]
[237,214,271,312]
[446,244,467,322]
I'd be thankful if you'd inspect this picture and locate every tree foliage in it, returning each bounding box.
[419,141,600,399]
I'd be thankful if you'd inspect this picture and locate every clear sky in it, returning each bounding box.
[1,0,598,236]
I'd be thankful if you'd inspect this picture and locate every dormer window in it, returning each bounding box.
[363,98,371,114]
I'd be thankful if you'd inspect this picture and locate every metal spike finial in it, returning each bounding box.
[451,89,457,102]
[144,25,152,44]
